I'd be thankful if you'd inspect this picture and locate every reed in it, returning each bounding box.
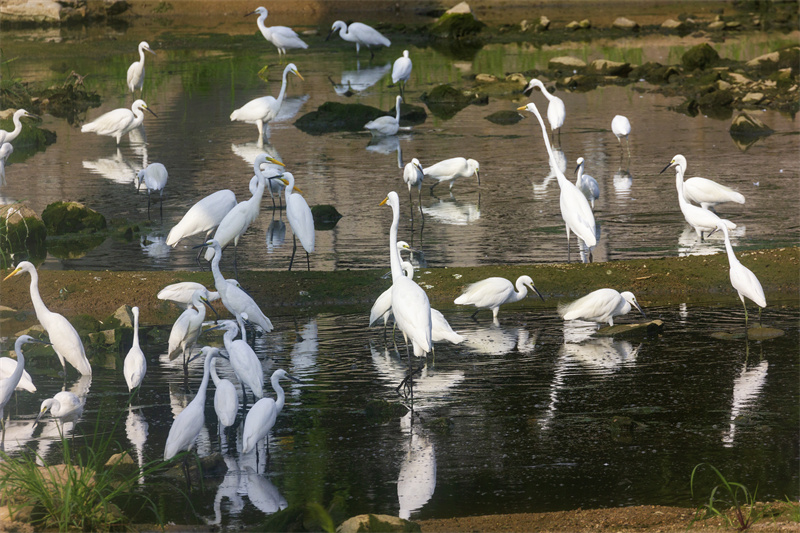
[690,462,760,531]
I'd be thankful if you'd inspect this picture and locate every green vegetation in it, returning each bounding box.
[690,463,760,531]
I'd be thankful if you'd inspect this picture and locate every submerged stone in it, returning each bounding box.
[295,102,385,135]
[595,320,664,338]
[420,84,473,119]
[711,327,784,341]
[41,201,106,235]
[311,205,343,231]
[729,112,774,138]
[485,110,523,125]
[682,43,720,71]
[430,12,485,39]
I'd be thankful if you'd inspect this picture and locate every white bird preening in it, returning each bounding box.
[3,262,92,376]
[574,157,600,209]
[327,20,391,59]
[246,7,309,60]
[127,41,156,94]
[666,155,745,212]
[0,336,44,442]
[0,109,37,146]
[519,102,597,262]
[392,50,412,98]
[241,369,300,456]
[423,157,480,194]
[280,172,315,271]
[558,288,645,327]
[81,99,157,145]
[524,78,565,141]
[454,275,543,323]
[136,162,168,219]
[167,289,211,374]
[611,115,631,159]
[124,306,146,392]
[365,95,403,137]
[379,191,431,360]
[660,155,736,242]
[717,222,766,328]
[230,63,303,145]
[34,391,84,427]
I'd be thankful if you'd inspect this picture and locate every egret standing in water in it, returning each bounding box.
[280,172,314,271]
[0,142,13,186]
[34,391,84,428]
[247,7,308,61]
[0,109,37,145]
[219,319,263,404]
[574,157,600,209]
[167,289,211,374]
[403,158,424,209]
[241,369,300,456]
[392,50,412,98]
[524,78,565,142]
[454,275,543,322]
[136,162,168,219]
[665,155,745,212]
[423,157,480,194]
[365,95,403,137]
[611,115,631,159]
[369,241,416,333]
[127,41,156,95]
[716,222,766,328]
[3,262,92,376]
[327,21,391,58]
[1,336,44,444]
[558,288,645,327]
[124,306,146,393]
[211,356,239,433]
[81,99,157,145]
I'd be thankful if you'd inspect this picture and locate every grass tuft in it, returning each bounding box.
[690,462,761,531]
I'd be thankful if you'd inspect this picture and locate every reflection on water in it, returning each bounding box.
[397,411,436,520]
[329,62,392,96]
[723,357,768,448]
[677,224,745,257]
[421,194,480,226]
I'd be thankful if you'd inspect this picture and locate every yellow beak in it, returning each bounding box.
[517,105,527,111]
[3,267,21,282]
[379,196,388,206]
[266,157,285,167]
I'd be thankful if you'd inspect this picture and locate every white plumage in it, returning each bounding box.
[248,7,308,59]
[81,99,155,145]
[329,20,391,57]
[127,41,155,94]
[158,282,221,308]
[0,336,36,425]
[454,275,543,321]
[525,78,565,136]
[123,306,146,391]
[671,156,746,211]
[431,309,464,344]
[166,189,238,247]
[0,357,35,393]
[574,157,600,209]
[35,391,84,426]
[230,63,303,143]
[558,288,644,326]
[241,369,298,454]
[136,162,168,217]
[281,172,315,271]
[211,356,239,429]
[423,157,480,193]
[365,95,403,137]
[0,109,35,145]
[167,289,210,370]
[0,142,12,186]
[403,158,424,203]
[220,319,263,401]
[611,114,631,158]
[717,223,766,325]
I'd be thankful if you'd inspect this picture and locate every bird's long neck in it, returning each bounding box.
[674,166,688,205]
[237,314,247,343]
[132,311,140,348]
[210,246,225,286]
[532,108,568,188]
[512,278,529,303]
[276,68,291,109]
[223,328,236,348]
[9,116,23,139]
[395,98,402,121]
[9,343,25,384]
[720,225,738,266]
[25,269,50,319]
[210,356,221,385]
[139,45,147,63]
[575,163,583,186]
[198,353,214,401]
[388,202,403,282]
[272,375,286,412]
[257,13,269,35]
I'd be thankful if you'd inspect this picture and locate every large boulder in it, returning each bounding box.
[548,56,587,73]
[587,59,633,77]
[0,204,47,267]
[41,201,106,235]
[682,43,720,71]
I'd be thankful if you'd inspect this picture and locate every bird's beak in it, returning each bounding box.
[529,285,545,301]
[379,196,389,206]
[294,70,305,81]
[201,297,221,321]
[287,373,302,383]
[325,29,334,41]
[192,241,210,249]
[574,163,580,174]
[25,112,40,120]
[3,267,22,281]
[245,10,257,17]
[33,408,48,427]
[146,47,156,56]
[516,105,527,112]
[266,157,285,167]
[475,170,480,186]
[202,323,224,335]
[143,105,158,118]
[659,161,673,174]
[633,301,646,318]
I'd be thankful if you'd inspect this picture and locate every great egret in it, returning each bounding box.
[81,99,157,145]
[611,115,631,159]
[423,157,480,194]
[281,172,314,271]
[403,158,424,207]
[454,275,543,321]
[369,242,416,331]
[166,190,238,250]
[574,157,600,209]
[247,7,308,60]
[219,319,263,403]
[392,50,412,98]
[558,288,645,326]
[0,336,41,438]
[667,155,745,212]
[34,391,84,427]
[158,282,222,309]
[524,78,565,141]
[211,356,239,431]
[136,162,168,219]
[3,262,92,376]
[0,142,12,186]
[519,102,597,260]
[379,191,431,359]
[0,109,36,145]
[203,239,274,333]
[167,289,211,374]
[365,95,403,137]
[717,222,766,327]
[164,346,222,460]
[230,63,303,143]
[127,41,156,94]
[0,357,36,392]
[328,21,391,58]
[124,306,146,392]
[241,369,300,454]
[660,155,736,241]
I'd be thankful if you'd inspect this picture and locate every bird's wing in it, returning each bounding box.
[369,288,393,326]
[82,108,133,134]
[392,278,431,352]
[455,278,512,308]
[286,194,315,252]
[167,311,193,359]
[560,289,618,321]
[730,264,766,308]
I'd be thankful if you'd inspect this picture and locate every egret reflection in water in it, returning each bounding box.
[397,411,436,520]
[677,224,745,257]
[244,465,288,515]
[82,147,140,185]
[366,134,404,169]
[211,454,245,526]
[462,322,538,352]
[125,407,149,484]
[266,214,286,252]
[723,358,768,447]
[329,62,391,96]
[613,166,633,198]
[421,195,480,226]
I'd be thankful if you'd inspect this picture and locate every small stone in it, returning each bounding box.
[726,72,752,85]
[520,19,531,32]
[579,19,591,29]
[708,20,726,30]
[741,92,764,104]
[715,80,731,91]
[682,43,720,71]
[536,15,550,31]
[475,73,498,83]
[566,20,581,30]
[113,305,134,328]
[588,59,632,77]
[548,56,587,70]
[613,17,639,30]
[661,19,683,30]
[337,514,421,533]
[505,72,527,85]
[445,1,474,18]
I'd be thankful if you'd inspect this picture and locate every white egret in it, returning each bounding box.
[574,157,600,209]
[211,356,239,431]
[519,102,597,260]
[34,391,84,427]
[281,172,315,271]
[81,99,156,145]
[454,275,543,322]
[167,289,210,373]
[611,115,631,159]
[3,262,92,376]
[717,222,766,327]
[328,20,391,58]
[241,369,299,454]
[392,50,412,98]
[0,109,36,145]
[127,41,156,94]
[423,157,480,194]
[431,309,464,344]
[403,158,424,207]
[0,142,12,186]
[365,95,403,137]
[158,282,222,309]
[123,306,146,392]
[558,288,645,326]
[247,7,308,60]
[1,336,40,438]
[660,155,736,241]
[0,357,35,392]
[166,190,238,249]
[230,63,303,143]
[524,78,565,140]
[667,155,745,212]
[369,243,416,331]
[203,240,274,333]
[379,191,431,359]
[164,346,222,460]
[219,319,263,403]
[136,162,168,219]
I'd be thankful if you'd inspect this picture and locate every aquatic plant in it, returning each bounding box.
[690,462,761,531]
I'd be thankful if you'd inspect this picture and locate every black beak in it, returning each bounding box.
[659,162,672,174]
[245,10,257,17]
[145,107,158,118]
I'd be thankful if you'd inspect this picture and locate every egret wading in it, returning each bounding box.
[717,222,766,328]
[454,275,544,323]
[127,41,156,95]
[81,99,156,145]
[403,158,424,212]
[246,7,308,61]
[136,162,168,219]
[574,157,600,209]
[558,288,645,327]
[158,282,222,309]
[525,78,565,142]
[665,154,745,212]
[611,115,631,160]
[1,336,46,446]
[167,289,212,374]
[365,95,403,137]
[0,142,13,186]
[124,306,146,393]
[392,50,412,98]
[423,157,480,194]
[369,241,416,334]
[34,391,84,428]
[241,369,301,467]
[0,356,36,393]
[280,172,315,271]
[219,319,263,405]
[211,356,239,433]
[327,20,391,59]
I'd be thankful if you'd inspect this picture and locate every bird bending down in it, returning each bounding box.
[0,109,37,145]
[167,289,211,374]
[280,172,315,271]
[327,21,391,59]
[558,288,645,327]
[667,155,745,212]
[166,189,238,255]
[211,356,239,431]
[124,306,146,392]
[81,99,156,145]
[3,262,92,376]
[379,191,431,359]
[127,41,156,94]
[241,369,300,455]
[423,157,480,194]
[431,309,464,345]
[717,222,766,328]
[660,155,736,241]
[247,7,308,60]
[574,157,600,209]
[158,282,222,309]
[392,50,412,98]
[137,162,168,219]
[35,391,84,427]
[525,78,565,141]
[611,115,631,159]
[365,95,403,137]
[455,275,543,322]
[230,63,303,144]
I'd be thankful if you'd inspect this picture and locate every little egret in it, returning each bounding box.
[660,155,736,241]
[219,319,263,403]
[124,306,146,392]
[164,346,222,460]
[211,356,239,430]
[328,21,391,59]
[365,95,403,137]
[611,115,631,159]
[34,391,84,427]
[241,369,300,454]
[519,102,597,261]
[3,262,92,376]
[717,222,766,327]
[0,109,36,145]
[392,50,412,98]
[230,63,303,143]
[558,288,645,326]
[574,157,600,209]
[0,357,36,392]
[158,282,222,309]
[403,158,424,207]
[668,155,745,212]
[247,7,308,60]
[423,157,480,194]
[524,78,565,141]
[127,41,156,94]
[281,172,314,271]
[380,191,431,359]
[167,289,211,374]
[454,275,543,321]
[1,336,42,439]
[81,99,156,145]
[0,142,12,186]
[166,190,238,249]
[431,309,464,344]
[136,162,168,219]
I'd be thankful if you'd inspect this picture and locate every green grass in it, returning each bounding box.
[690,463,761,531]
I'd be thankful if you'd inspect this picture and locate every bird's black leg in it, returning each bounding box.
[289,235,297,271]
[470,309,480,320]
[306,251,310,272]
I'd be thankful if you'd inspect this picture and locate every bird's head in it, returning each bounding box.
[327,20,346,40]
[521,275,545,301]
[141,41,156,55]
[3,261,33,281]
[621,291,646,317]
[523,78,544,95]
[245,6,267,18]
[286,63,304,81]
[575,157,585,174]
[660,154,686,175]
[379,190,399,208]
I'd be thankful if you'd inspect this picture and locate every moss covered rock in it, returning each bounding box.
[0,204,47,268]
[681,43,720,71]
[420,84,473,119]
[485,110,523,125]
[430,13,485,39]
[41,201,107,235]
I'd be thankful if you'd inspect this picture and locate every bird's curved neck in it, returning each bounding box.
[272,376,286,412]
[237,315,247,343]
[276,67,291,108]
[198,354,214,400]
[210,357,220,385]
[575,163,584,185]
[532,109,568,188]
[9,116,23,137]
[9,345,25,383]
[674,167,688,204]
[512,279,529,303]
[24,269,50,318]
[210,247,225,285]
[720,226,738,264]
[138,46,147,62]
[395,99,402,121]
[257,13,269,32]
[388,203,403,282]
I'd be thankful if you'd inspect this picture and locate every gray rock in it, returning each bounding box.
[0,0,61,23]
[613,17,639,30]
[548,56,587,70]
[113,305,135,328]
